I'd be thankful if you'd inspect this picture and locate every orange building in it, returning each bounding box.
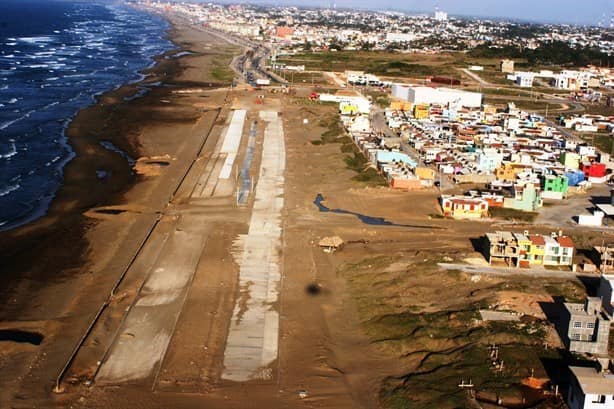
[275,26,295,39]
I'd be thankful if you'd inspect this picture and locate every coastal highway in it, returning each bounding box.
[195,25,285,85]
[169,15,281,86]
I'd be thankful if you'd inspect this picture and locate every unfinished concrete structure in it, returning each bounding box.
[222,111,285,382]
[484,231,519,267]
[560,297,612,356]
[594,246,614,273]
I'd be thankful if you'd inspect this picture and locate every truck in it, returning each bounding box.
[256,78,271,86]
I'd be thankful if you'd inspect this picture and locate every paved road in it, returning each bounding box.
[438,262,597,279]
[460,68,490,86]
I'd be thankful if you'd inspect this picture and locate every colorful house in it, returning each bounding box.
[565,170,585,187]
[560,151,580,170]
[440,196,489,220]
[580,162,608,183]
[415,167,436,180]
[544,235,575,266]
[413,104,429,119]
[484,231,574,268]
[515,233,536,268]
[477,148,504,173]
[526,234,546,266]
[503,184,543,211]
[541,175,569,200]
[340,102,359,116]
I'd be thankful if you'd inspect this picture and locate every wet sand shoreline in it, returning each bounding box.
[0,14,240,405]
[0,21,191,314]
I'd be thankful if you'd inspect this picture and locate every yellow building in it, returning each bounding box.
[494,163,530,181]
[414,104,429,119]
[440,196,489,220]
[416,167,436,180]
[526,234,546,265]
[390,100,412,111]
[560,152,580,170]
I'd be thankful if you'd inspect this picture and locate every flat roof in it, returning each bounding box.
[570,366,614,395]
[596,204,614,216]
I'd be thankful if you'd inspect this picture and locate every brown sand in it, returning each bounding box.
[0,13,585,409]
[0,16,237,407]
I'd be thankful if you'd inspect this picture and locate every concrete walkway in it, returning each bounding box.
[459,68,490,86]
[325,71,346,87]
[96,217,210,384]
[222,111,285,382]
[438,262,597,279]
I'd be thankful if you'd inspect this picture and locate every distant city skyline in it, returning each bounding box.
[214,0,614,26]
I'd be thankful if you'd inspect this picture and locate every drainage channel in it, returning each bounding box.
[236,120,257,205]
[314,194,440,229]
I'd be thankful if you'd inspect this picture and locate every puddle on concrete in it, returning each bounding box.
[0,329,44,345]
[314,194,438,229]
[237,121,258,205]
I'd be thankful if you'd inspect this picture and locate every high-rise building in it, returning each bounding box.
[434,6,448,21]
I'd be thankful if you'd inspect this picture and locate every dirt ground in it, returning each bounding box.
[2,16,613,409]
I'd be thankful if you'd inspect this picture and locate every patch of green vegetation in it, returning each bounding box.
[286,71,328,85]
[489,207,537,222]
[340,142,356,153]
[583,104,614,116]
[343,150,368,170]
[340,255,558,408]
[277,51,464,78]
[580,134,614,155]
[469,87,533,97]
[469,41,614,67]
[364,90,392,108]
[310,115,345,145]
[352,168,387,185]
[311,113,387,185]
[544,281,585,303]
[209,52,236,83]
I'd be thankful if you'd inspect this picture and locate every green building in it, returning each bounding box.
[504,184,543,211]
[541,175,568,200]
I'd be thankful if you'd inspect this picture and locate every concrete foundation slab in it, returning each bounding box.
[222,111,285,382]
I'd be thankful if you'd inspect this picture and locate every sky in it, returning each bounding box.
[241,0,614,26]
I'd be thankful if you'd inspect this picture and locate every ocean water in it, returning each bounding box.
[0,0,173,231]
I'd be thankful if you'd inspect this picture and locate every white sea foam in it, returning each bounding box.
[0,109,35,130]
[0,184,20,197]
[1,141,17,159]
[19,36,54,44]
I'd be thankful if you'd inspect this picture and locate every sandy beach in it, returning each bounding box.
[0,15,239,406]
[0,10,519,409]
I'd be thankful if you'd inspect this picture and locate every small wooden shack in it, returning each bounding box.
[318,236,344,253]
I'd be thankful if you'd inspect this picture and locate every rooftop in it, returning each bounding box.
[570,366,614,395]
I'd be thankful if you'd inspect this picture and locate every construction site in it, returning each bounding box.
[2,12,614,409]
